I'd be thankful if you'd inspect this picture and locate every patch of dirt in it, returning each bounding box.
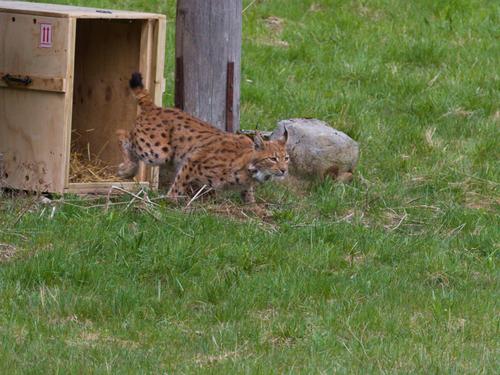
[382,209,408,231]
[264,16,285,33]
[66,331,139,349]
[344,253,366,266]
[188,200,273,221]
[194,349,244,367]
[261,330,296,348]
[447,317,467,333]
[309,3,324,12]
[49,314,93,327]
[253,308,279,322]
[464,191,499,212]
[442,107,474,118]
[334,209,371,228]
[0,243,17,262]
[183,199,280,234]
[257,16,289,48]
[256,37,289,48]
[355,2,384,21]
[426,271,450,288]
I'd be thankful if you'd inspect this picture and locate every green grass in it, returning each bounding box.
[1,0,499,373]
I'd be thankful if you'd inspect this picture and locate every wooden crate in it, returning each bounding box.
[0,1,166,194]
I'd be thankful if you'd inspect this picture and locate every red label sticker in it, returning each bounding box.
[40,23,52,48]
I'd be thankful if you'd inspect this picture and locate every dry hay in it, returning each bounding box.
[69,151,119,183]
[69,129,122,183]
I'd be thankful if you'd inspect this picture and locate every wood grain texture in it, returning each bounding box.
[0,72,67,93]
[148,17,166,190]
[62,17,77,188]
[71,19,143,168]
[175,0,242,132]
[135,18,163,189]
[225,61,234,132]
[71,18,163,192]
[0,13,71,192]
[65,181,150,194]
[0,1,166,20]
[0,4,166,194]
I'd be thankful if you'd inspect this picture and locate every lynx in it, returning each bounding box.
[117,72,288,203]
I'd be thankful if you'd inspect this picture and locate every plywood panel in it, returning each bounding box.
[0,88,68,192]
[135,19,164,188]
[150,17,166,190]
[71,19,142,168]
[0,13,71,192]
[65,181,150,195]
[62,17,77,188]
[0,7,165,194]
[0,13,69,77]
[0,72,66,92]
[153,18,166,107]
[0,1,166,20]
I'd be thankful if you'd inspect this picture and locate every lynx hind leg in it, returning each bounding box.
[116,129,139,178]
[241,186,256,204]
[166,162,194,202]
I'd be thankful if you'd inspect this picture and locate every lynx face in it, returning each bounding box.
[248,134,289,183]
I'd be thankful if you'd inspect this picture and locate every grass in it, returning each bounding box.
[1,0,499,373]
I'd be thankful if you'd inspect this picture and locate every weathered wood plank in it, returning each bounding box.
[0,1,166,20]
[65,181,150,195]
[0,72,67,93]
[0,13,71,192]
[0,7,165,194]
[175,0,242,132]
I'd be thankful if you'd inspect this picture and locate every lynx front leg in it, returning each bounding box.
[116,129,138,178]
[241,186,256,204]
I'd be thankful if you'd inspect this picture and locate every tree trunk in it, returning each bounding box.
[175,0,242,132]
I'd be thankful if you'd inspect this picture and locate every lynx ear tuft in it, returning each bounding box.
[280,128,288,144]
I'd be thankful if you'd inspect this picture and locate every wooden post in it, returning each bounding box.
[175,0,242,132]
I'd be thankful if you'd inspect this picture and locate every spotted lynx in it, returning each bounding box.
[117,72,289,203]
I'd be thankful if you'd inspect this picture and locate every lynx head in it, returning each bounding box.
[248,131,289,182]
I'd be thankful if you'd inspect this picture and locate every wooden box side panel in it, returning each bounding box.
[65,181,150,195]
[136,18,166,188]
[150,17,166,189]
[152,18,166,107]
[0,13,72,192]
[0,1,167,20]
[0,13,70,77]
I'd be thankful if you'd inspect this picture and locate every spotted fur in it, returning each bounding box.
[117,72,289,203]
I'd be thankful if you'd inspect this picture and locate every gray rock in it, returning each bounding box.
[270,118,359,181]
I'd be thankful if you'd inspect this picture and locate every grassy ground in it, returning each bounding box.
[1,0,499,373]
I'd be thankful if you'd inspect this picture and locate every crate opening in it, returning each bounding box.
[69,18,145,184]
